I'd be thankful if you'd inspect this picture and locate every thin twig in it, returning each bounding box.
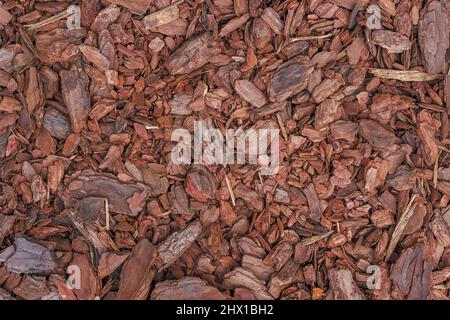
[105,198,110,231]
[369,68,442,82]
[288,33,333,42]
[300,230,334,246]
[434,150,442,188]
[25,10,74,30]
[276,113,288,143]
[385,194,418,261]
[224,174,236,207]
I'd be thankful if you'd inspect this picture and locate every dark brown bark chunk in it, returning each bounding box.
[268,63,314,102]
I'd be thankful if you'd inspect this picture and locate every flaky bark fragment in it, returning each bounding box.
[268,63,314,102]
[417,110,440,167]
[313,99,342,130]
[13,276,49,300]
[261,8,284,34]
[98,252,130,279]
[72,253,101,300]
[390,243,432,300]
[223,267,274,300]
[234,184,264,212]
[116,0,151,15]
[62,170,149,216]
[328,268,366,300]
[117,239,156,300]
[219,13,250,37]
[166,33,221,75]
[143,3,180,30]
[430,210,450,247]
[241,255,274,282]
[66,209,108,254]
[267,259,301,298]
[419,1,449,74]
[364,158,389,193]
[263,241,294,271]
[26,67,40,113]
[79,45,111,71]
[311,77,344,103]
[369,94,414,124]
[303,183,322,222]
[151,277,228,300]
[372,30,411,53]
[185,166,218,202]
[168,185,193,218]
[60,67,91,133]
[156,220,202,271]
[234,80,267,108]
[43,108,72,140]
[359,119,401,151]
[0,237,57,275]
[0,215,15,243]
[330,120,358,142]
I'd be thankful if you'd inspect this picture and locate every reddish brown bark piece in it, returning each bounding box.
[0,96,21,113]
[98,252,130,279]
[43,108,72,140]
[430,210,450,247]
[219,13,250,37]
[313,99,342,130]
[371,30,411,53]
[268,63,313,102]
[328,268,366,300]
[0,288,14,300]
[390,244,432,300]
[303,183,322,222]
[166,33,221,75]
[0,7,12,26]
[1,0,449,302]
[117,239,156,300]
[72,253,101,300]
[223,267,274,300]
[185,167,218,202]
[142,3,180,30]
[156,220,202,271]
[26,67,40,113]
[241,255,274,282]
[168,185,193,218]
[419,1,449,74]
[60,67,91,133]
[0,215,15,243]
[151,277,228,300]
[62,170,149,216]
[13,276,49,300]
[311,77,344,103]
[359,119,401,151]
[369,94,414,124]
[116,0,151,15]
[234,80,267,108]
[330,120,358,142]
[261,8,284,35]
[79,45,111,71]
[267,259,302,298]
[417,110,440,167]
[234,184,264,212]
